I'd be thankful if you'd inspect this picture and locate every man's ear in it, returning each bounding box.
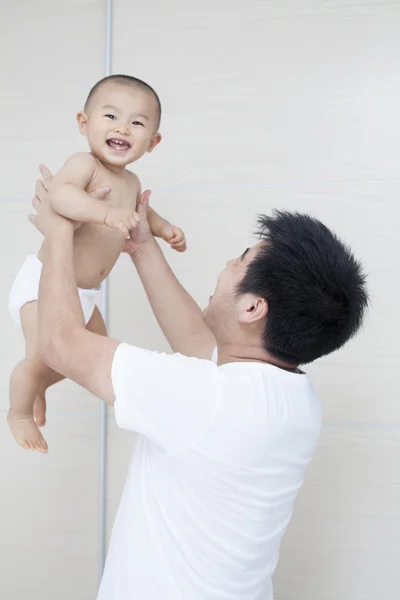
[237,294,268,325]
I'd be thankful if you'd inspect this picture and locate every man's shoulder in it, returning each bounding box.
[113,344,221,389]
[115,343,219,367]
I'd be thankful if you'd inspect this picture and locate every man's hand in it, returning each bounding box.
[122,190,154,257]
[29,164,111,236]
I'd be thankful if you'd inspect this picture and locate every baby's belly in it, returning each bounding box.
[38,223,125,290]
[73,224,125,288]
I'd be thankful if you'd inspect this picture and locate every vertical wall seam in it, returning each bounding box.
[99,0,113,583]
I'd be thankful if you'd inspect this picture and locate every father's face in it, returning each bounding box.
[203,243,263,331]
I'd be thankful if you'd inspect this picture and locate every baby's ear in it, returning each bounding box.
[77,111,88,136]
[147,132,162,153]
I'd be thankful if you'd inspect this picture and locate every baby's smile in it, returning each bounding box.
[106,137,132,152]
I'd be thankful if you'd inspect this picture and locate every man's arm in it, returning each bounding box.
[131,234,216,359]
[48,153,110,224]
[38,216,119,406]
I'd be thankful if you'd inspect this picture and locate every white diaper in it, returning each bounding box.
[9,254,100,327]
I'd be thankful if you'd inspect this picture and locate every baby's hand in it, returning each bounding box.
[104,208,139,239]
[160,223,187,252]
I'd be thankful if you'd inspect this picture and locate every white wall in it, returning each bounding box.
[1,1,399,599]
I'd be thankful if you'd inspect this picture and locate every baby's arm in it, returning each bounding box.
[147,207,169,237]
[49,153,138,237]
[147,206,187,253]
[48,153,110,224]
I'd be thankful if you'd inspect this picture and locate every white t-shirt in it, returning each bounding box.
[97,344,321,600]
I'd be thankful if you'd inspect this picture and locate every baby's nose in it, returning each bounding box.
[115,123,129,135]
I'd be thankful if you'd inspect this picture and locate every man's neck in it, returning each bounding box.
[216,343,299,373]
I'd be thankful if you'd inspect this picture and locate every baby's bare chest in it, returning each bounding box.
[69,166,141,287]
[87,166,140,209]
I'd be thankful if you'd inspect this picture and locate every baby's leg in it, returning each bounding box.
[8,301,56,452]
[32,305,107,428]
[33,371,64,428]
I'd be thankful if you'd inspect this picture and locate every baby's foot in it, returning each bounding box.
[33,391,47,427]
[7,411,48,453]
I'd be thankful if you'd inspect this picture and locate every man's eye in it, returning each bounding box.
[132,121,144,127]
[105,114,116,120]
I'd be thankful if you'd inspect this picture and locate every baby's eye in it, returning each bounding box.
[132,121,144,127]
[105,114,116,120]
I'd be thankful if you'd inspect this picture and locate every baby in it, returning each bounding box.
[8,74,186,453]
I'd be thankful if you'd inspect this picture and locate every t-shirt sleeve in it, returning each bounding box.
[111,343,222,454]
[212,347,218,364]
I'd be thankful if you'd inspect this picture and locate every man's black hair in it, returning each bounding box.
[84,74,161,129]
[238,210,369,365]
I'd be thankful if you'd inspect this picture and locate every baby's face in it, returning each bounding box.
[78,82,161,168]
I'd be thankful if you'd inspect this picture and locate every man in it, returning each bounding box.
[30,167,368,600]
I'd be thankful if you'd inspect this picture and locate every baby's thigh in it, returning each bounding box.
[20,300,40,358]
[86,305,107,336]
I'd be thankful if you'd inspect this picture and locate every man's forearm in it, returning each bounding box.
[132,238,215,358]
[38,223,85,366]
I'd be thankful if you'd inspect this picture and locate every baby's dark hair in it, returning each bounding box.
[84,74,162,129]
[238,211,369,365]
